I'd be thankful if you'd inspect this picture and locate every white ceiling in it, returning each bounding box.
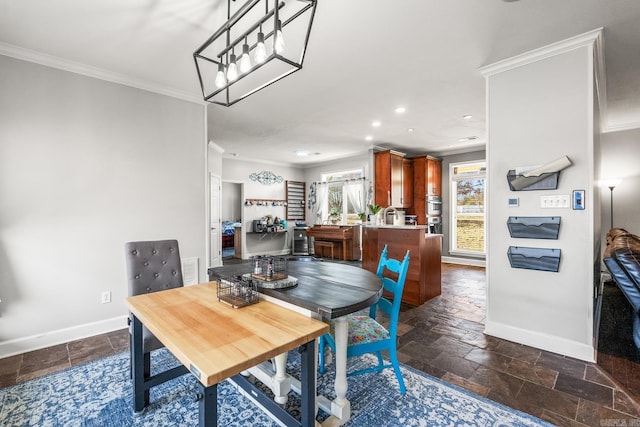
[2,0,640,166]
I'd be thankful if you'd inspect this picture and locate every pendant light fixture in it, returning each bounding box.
[193,0,317,107]
[274,19,285,53]
[255,28,267,64]
[215,63,227,88]
[240,38,252,73]
[227,51,238,81]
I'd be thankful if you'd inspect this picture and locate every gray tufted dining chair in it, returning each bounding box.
[124,239,183,402]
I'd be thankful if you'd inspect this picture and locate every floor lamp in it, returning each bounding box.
[608,185,615,230]
[605,179,621,230]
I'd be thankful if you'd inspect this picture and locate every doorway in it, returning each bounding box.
[221,181,243,261]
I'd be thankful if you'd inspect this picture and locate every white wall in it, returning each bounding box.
[0,55,206,357]
[482,36,599,361]
[221,158,304,258]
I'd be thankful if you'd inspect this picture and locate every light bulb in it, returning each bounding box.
[215,63,227,88]
[227,53,238,82]
[274,20,285,54]
[240,42,251,73]
[255,32,267,64]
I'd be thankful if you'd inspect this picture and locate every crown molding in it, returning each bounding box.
[478,27,604,77]
[0,42,204,105]
[602,121,640,133]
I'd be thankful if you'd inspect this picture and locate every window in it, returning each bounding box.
[319,169,365,224]
[450,161,486,255]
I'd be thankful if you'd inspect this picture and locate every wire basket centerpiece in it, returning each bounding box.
[248,256,297,289]
[250,256,288,281]
[217,275,259,308]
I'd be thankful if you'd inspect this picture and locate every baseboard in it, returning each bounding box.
[485,320,595,362]
[0,315,128,359]
[441,256,486,267]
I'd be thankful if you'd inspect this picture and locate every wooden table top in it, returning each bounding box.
[125,282,329,387]
[208,261,383,320]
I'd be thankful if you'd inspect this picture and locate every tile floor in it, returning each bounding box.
[1,262,639,427]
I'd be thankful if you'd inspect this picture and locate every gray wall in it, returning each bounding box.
[484,43,598,361]
[0,55,206,356]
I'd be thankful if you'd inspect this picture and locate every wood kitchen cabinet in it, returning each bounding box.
[427,156,442,196]
[374,150,413,208]
[362,226,441,305]
[411,155,442,225]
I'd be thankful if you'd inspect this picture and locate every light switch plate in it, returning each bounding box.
[540,195,570,208]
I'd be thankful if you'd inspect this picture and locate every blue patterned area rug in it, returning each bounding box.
[0,348,553,426]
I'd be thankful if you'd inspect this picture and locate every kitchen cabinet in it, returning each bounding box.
[374,150,413,208]
[362,226,442,305]
[427,156,442,196]
[411,155,442,225]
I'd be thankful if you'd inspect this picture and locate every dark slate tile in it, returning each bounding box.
[441,372,489,397]
[493,340,541,364]
[0,354,21,388]
[516,380,580,420]
[69,335,116,366]
[107,328,130,352]
[18,344,70,382]
[584,365,617,388]
[427,353,479,379]
[468,366,524,401]
[464,348,512,373]
[398,340,442,362]
[539,410,590,427]
[537,351,587,380]
[506,358,558,388]
[613,390,640,419]
[430,336,475,358]
[555,374,614,407]
[0,354,21,375]
[576,398,640,427]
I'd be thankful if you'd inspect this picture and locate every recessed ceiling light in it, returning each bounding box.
[394,106,406,114]
[295,150,309,156]
[372,120,381,127]
[463,115,473,120]
[407,128,415,132]
[365,136,373,141]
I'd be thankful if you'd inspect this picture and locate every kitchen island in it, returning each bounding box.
[362,225,442,306]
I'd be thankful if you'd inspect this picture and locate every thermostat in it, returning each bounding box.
[508,198,519,207]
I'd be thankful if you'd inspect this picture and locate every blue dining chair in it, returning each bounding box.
[318,245,410,394]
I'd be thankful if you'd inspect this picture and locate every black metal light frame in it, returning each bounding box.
[193,0,317,107]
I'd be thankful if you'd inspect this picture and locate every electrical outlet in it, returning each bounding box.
[101,291,112,304]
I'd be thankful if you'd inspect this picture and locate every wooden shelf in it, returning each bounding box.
[245,198,286,206]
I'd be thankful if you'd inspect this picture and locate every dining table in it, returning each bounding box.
[126,281,329,427]
[208,259,383,426]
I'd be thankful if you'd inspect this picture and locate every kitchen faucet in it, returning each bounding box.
[382,206,398,225]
